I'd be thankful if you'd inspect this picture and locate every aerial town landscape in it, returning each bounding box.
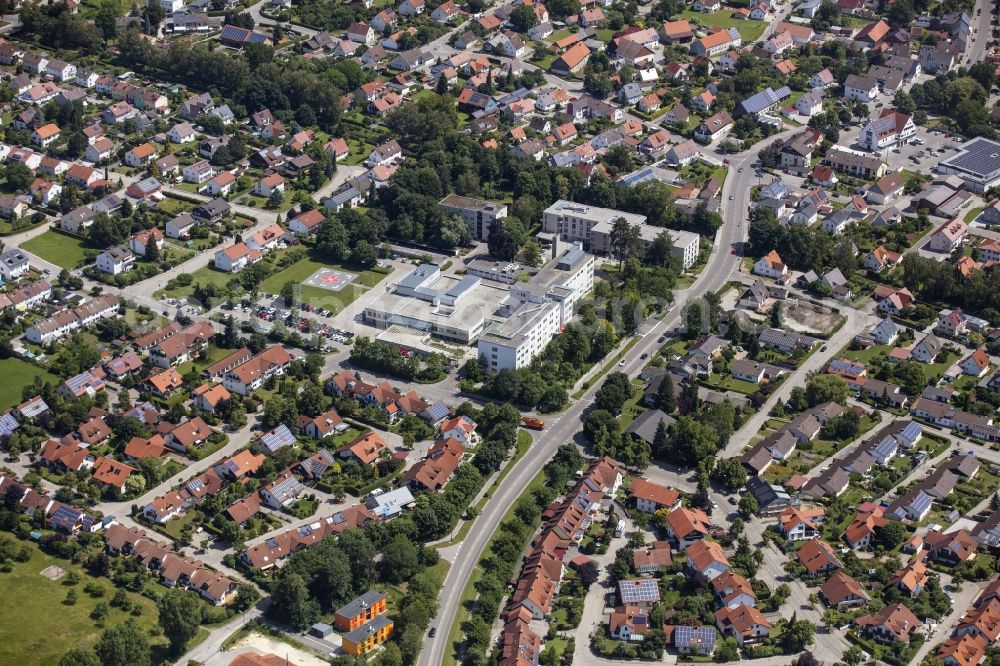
[1,0,1000,663]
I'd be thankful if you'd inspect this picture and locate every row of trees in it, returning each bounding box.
[458,445,584,664]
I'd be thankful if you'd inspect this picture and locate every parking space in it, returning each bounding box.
[238,295,357,345]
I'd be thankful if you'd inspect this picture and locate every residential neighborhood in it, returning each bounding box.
[0,0,998,663]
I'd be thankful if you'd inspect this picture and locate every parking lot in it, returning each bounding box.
[238,295,356,345]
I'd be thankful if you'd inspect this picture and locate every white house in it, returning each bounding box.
[183,160,215,184]
[214,243,261,273]
[753,250,787,279]
[843,74,879,102]
[167,122,196,144]
[124,143,157,168]
[95,246,134,275]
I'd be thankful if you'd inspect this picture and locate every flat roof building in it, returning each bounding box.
[439,193,508,241]
[590,221,700,269]
[939,138,1000,193]
[542,199,646,247]
[363,264,504,344]
[365,242,594,372]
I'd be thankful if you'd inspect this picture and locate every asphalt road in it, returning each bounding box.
[962,0,994,66]
[417,128,796,666]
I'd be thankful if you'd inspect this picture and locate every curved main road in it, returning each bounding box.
[419,129,794,666]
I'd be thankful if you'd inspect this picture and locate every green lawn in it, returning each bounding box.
[176,343,243,378]
[159,265,239,299]
[678,9,767,42]
[701,372,761,395]
[21,231,95,269]
[156,197,192,215]
[259,254,387,311]
[0,358,61,409]
[838,343,893,365]
[965,207,985,224]
[343,139,374,166]
[0,543,165,666]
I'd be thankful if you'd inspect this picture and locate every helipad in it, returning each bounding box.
[302,268,357,292]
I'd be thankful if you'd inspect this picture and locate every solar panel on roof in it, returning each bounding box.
[619,579,660,603]
[0,413,19,437]
[51,505,80,526]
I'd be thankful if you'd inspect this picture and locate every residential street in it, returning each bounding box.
[720,315,876,459]
[419,125,795,666]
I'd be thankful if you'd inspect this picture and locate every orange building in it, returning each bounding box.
[334,591,387,631]
[342,615,393,656]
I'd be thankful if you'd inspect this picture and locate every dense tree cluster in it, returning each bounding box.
[117,30,343,129]
[267,526,443,663]
[901,253,1000,324]
[910,72,995,138]
[349,337,447,382]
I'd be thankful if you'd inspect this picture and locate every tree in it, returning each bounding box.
[796,652,821,666]
[94,620,151,666]
[351,240,378,269]
[142,0,165,32]
[738,493,759,519]
[316,219,350,262]
[595,372,632,414]
[646,419,667,458]
[266,188,284,209]
[782,615,815,652]
[158,589,203,655]
[281,281,296,307]
[487,218,519,261]
[715,637,740,663]
[381,536,419,583]
[657,374,676,413]
[58,649,101,666]
[668,415,718,465]
[4,162,33,191]
[609,216,641,265]
[805,374,849,406]
[521,239,542,267]
[844,645,864,666]
[145,237,160,262]
[508,3,538,31]
[710,458,748,489]
[268,573,319,630]
[232,584,260,612]
[875,521,908,551]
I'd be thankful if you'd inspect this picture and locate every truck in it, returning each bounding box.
[521,417,545,430]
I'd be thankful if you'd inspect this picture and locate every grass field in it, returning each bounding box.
[22,231,95,269]
[259,255,387,311]
[678,9,767,42]
[0,358,61,409]
[0,544,165,666]
[159,265,238,299]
